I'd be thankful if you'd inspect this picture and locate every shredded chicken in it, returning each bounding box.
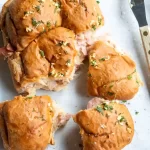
[87,97,120,109]
[87,97,104,109]
[75,26,111,62]
[52,101,71,131]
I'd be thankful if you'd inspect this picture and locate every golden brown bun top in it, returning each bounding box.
[88,41,141,100]
[74,100,134,150]
[1,0,104,50]
[61,0,104,33]
[1,95,54,150]
[6,0,62,50]
[20,27,76,80]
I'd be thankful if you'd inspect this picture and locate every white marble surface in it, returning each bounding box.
[0,0,150,150]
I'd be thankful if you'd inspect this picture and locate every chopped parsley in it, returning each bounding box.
[122,100,127,103]
[58,72,65,77]
[117,114,126,123]
[96,103,113,114]
[90,60,97,67]
[127,75,132,80]
[39,50,45,57]
[91,24,96,30]
[35,5,41,13]
[96,0,100,4]
[135,111,139,115]
[66,59,71,66]
[107,91,115,96]
[99,57,106,61]
[136,80,140,85]
[54,2,61,13]
[24,11,33,16]
[96,106,103,115]
[103,103,113,111]
[32,18,43,27]
[46,21,51,28]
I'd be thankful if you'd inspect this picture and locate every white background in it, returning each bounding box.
[0,0,150,150]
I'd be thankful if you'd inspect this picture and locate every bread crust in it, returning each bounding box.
[61,0,104,33]
[73,99,134,150]
[88,41,141,100]
[1,0,62,51]
[0,96,54,150]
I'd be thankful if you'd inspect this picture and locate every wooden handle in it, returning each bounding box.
[140,26,150,70]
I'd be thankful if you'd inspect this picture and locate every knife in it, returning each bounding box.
[129,0,150,70]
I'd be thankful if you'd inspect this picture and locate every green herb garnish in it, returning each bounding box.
[58,72,65,76]
[46,21,51,28]
[39,50,45,57]
[24,11,33,16]
[122,100,127,103]
[96,0,100,4]
[54,2,61,13]
[135,111,139,115]
[96,106,103,115]
[103,103,113,112]
[91,24,96,30]
[99,57,106,61]
[136,80,140,85]
[127,75,132,80]
[32,18,38,27]
[107,91,115,96]
[119,116,126,122]
[35,5,41,13]
[66,59,71,66]
[117,115,126,123]
[90,60,97,66]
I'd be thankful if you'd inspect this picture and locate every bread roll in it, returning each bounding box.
[88,41,142,100]
[73,97,134,150]
[0,95,71,150]
[7,27,79,94]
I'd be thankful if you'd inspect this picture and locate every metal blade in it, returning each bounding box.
[129,0,148,27]
[130,0,144,6]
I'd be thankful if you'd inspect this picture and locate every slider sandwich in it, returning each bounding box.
[0,95,71,150]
